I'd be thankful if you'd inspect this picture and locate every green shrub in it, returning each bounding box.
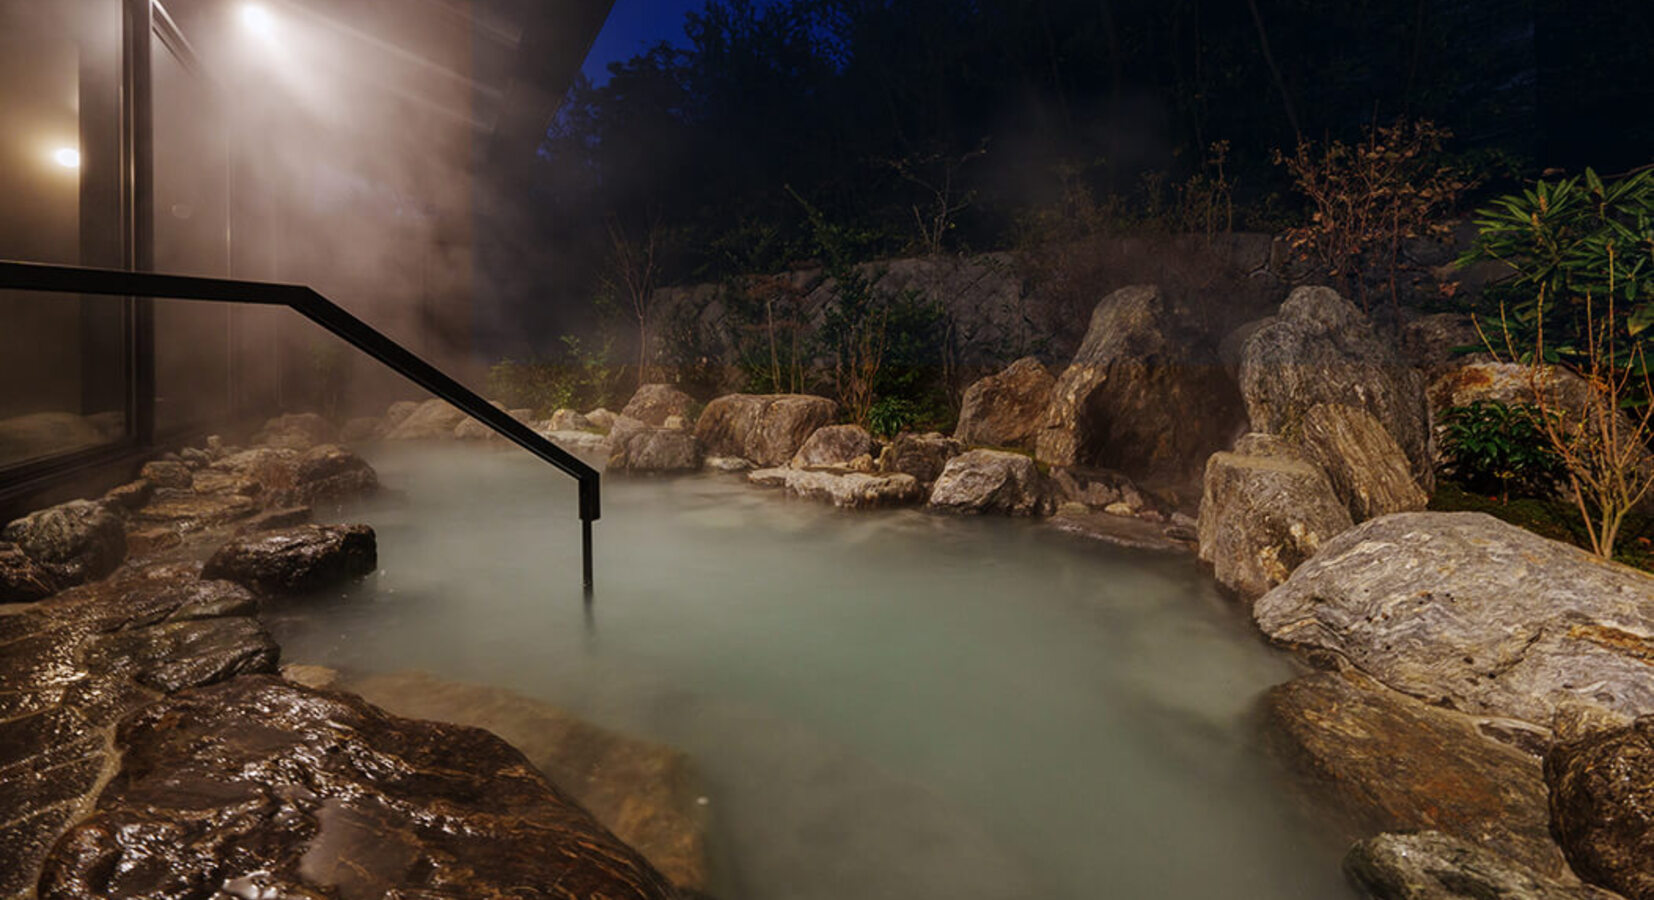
[485,336,626,417]
[1439,400,1567,502]
[867,396,921,439]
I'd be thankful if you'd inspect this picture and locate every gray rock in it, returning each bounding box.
[877,432,961,485]
[1034,285,1245,486]
[1,541,56,602]
[954,357,1054,449]
[1049,466,1150,512]
[1546,717,1654,900]
[1239,285,1433,490]
[693,394,838,467]
[782,470,924,509]
[704,456,754,474]
[254,412,336,450]
[455,417,493,440]
[202,524,377,595]
[1296,403,1428,522]
[1345,832,1614,900]
[608,427,702,473]
[746,467,790,488]
[1254,512,1654,727]
[340,416,388,443]
[2,500,127,587]
[1196,448,1353,604]
[386,399,421,426]
[622,384,698,427]
[549,408,593,432]
[929,450,1052,516]
[281,444,378,506]
[385,399,467,440]
[791,424,874,471]
[585,408,619,433]
[540,429,610,466]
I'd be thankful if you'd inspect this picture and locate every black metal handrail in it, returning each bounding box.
[0,259,600,589]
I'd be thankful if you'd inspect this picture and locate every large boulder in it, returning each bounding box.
[36,676,679,900]
[877,431,962,486]
[792,424,874,471]
[202,524,377,595]
[384,398,467,440]
[549,408,594,432]
[253,412,337,450]
[1265,671,1566,876]
[2,499,126,588]
[608,427,702,473]
[1196,446,1353,604]
[1546,717,1654,900]
[1239,285,1433,490]
[693,394,838,467]
[622,384,698,427]
[1295,403,1428,522]
[782,470,924,509]
[1254,512,1654,727]
[928,450,1052,516]
[284,443,379,505]
[1344,832,1614,900]
[954,357,1054,449]
[1034,285,1244,486]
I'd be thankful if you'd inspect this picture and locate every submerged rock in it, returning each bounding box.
[1344,832,1613,900]
[792,424,874,471]
[623,383,698,427]
[203,524,377,595]
[346,670,712,890]
[1265,671,1566,876]
[928,449,1052,516]
[1546,717,1654,900]
[1239,285,1433,490]
[2,499,126,588]
[954,356,1054,450]
[1034,284,1245,486]
[693,393,838,467]
[1254,512,1654,727]
[35,675,679,900]
[1196,447,1352,604]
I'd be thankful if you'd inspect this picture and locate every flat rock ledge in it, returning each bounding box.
[1254,511,1654,730]
[202,523,378,595]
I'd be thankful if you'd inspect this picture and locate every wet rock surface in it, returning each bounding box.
[609,427,703,473]
[1196,446,1352,604]
[928,449,1052,516]
[203,524,377,596]
[693,393,837,467]
[0,542,56,602]
[1546,717,1654,900]
[1265,671,1567,876]
[345,671,711,891]
[35,675,679,900]
[954,356,1053,450]
[1254,512,1654,727]
[0,565,277,897]
[1034,284,1245,486]
[1,501,126,589]
[1344,832,1616,900]
[1239,285,1433,489]
[623,384,698,428]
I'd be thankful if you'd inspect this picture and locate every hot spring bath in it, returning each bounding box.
[268,444,1352,899]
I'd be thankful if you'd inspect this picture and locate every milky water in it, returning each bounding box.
[268,444,1353,900]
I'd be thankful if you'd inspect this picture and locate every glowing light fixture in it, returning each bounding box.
[53,147,81,169]
[240,3,277,39]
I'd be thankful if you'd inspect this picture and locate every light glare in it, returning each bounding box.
[53,147,80,169]
[240,4,276,39]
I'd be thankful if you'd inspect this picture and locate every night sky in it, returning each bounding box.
[579,0,703,84]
